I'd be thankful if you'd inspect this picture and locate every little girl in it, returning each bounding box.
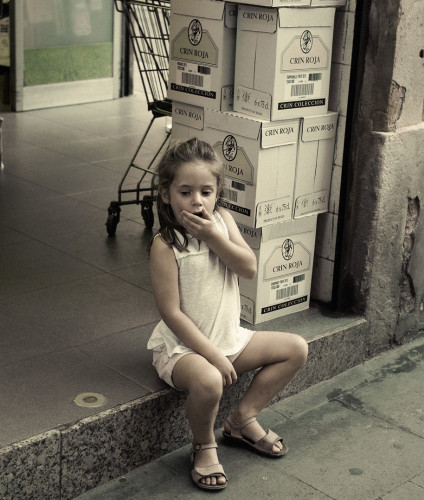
[148,138,308,490]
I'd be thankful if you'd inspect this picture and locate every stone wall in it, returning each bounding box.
[338,0,424,353]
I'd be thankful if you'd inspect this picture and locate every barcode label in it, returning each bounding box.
[293,274,305,283]
[291,83,314,97]
[223,188,238,203]
[232,181,245,191]
[276,285,298,300]
[182,72,203,87]
[198,66,211,75]
[309,73,322,81]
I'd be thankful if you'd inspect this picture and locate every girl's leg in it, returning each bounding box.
[173,353,226,487]
[228,331,308,452]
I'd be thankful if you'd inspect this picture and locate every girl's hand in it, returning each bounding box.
[180,208,218,242]
[208,351,238,387]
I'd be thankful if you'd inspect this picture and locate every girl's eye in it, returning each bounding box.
[180,191,190,196]
[203,191,212,196]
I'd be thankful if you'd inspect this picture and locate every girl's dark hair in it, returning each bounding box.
[155,137,225,251]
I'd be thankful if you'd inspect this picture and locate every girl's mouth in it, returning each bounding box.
[193,212,203,218]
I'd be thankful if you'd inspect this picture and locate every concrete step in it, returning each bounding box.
[1,307,368,499]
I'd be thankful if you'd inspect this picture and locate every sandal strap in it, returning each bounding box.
[192,463,226,482]
[192,442,218,453]
[226,414,257,438]
[255,429,284,454]
[225,415,286,455]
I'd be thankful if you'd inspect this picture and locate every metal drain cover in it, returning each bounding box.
[74,392,107,408]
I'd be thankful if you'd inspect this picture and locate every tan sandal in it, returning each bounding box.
[190,442,227,490]
[222,415,288,457]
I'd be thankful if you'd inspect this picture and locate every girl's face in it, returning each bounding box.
[161,161,219,223]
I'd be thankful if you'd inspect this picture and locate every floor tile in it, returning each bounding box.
[381,481,424,500]
[2,113,88,146]
[2,187,107,239]
[270,402,424,500]
[0,224,30,246]
[42,220,151,272]
[42,136,143,163]
[31,96,149,125]
[1,274,160,344]
[0,347,149,446]
[0,169,59,208]
[65,115,150,138]
[0,239,100,298]
[350,347,424,437]
[8,160,125,196]
[112,262,153,293]
[0,308,63,367]
[78,324,167,393]
[70,186,144,220]
[88,156,144,178]
[5,140,81,172]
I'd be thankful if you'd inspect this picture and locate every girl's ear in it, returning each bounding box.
[159,187,170,204]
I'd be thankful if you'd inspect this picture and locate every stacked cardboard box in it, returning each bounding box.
[168,0,344,324]
[168,0,237,112]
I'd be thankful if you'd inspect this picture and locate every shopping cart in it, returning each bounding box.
[106,0,172,236]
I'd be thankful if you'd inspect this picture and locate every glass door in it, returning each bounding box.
[12,0,122,111]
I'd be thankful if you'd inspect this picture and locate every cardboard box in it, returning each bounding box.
[168,0,237,112]
[234,6,335,121]
[228,0,345,7]
[294,111,338,218]
[170,101,205,142]
[238,216,317,324]
[205,109,300,227]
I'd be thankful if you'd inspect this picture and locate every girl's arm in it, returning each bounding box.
[180,207,257,279]
[149,236,237,386]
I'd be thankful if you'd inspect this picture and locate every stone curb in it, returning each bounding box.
[0,318,368,499]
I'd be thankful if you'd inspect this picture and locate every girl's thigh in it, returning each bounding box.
[173,352,222,393]
[232,330,308,375]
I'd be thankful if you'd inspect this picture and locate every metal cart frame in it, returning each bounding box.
[106,0,172,235]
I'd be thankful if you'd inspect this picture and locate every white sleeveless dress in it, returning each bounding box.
[147,211,254,357]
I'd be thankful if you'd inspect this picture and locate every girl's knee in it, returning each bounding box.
[190,366,223,402]
[292,334,308,366]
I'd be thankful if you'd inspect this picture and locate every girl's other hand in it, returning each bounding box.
[209,352,238,387]
[180,209,218,242]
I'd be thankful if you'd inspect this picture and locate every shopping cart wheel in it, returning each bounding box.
[141,196,154,229]
[106,202,121,236]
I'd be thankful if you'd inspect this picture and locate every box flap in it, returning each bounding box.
[238,5,278,33]
[261,120,300,148]
[262,215,317,241]
[278,0,311,5]
[294,190,328,217]
[234,86,272,121]
[172,102,204,130]
[278,6,335,28]
[225,3,238,29]
[172,0,225,21]
[237,223,262,249]
[311,0,346,6]
[205,109,261,141]
[301,111,338,142]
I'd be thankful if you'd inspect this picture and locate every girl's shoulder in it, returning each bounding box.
[212,208,229,237]
[215,206,231,224]
[150,233,174,256]
[215,207,237,232]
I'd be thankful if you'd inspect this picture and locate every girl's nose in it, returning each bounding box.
[192,192,202,205]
